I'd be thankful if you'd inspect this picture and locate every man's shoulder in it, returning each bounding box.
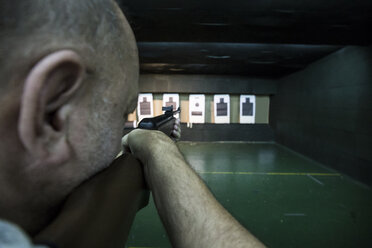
[0,219,49,248]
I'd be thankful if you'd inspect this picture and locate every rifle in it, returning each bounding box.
[34,154,149,248]
[138,106,181,136]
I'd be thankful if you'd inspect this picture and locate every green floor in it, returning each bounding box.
[125,142,372,248]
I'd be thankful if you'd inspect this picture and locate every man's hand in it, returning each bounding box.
[122,128,181,164]
[171,118,181,141]
[122,129,182,189]
[122,117,181,174]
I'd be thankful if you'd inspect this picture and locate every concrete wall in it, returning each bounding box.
[139,74,277,94]
[270,46,372,185]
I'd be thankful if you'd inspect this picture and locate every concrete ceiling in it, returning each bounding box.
[117,0,372,78]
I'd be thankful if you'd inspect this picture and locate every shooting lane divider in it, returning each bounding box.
[196,171,341,177]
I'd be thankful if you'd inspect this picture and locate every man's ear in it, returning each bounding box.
[19,50,85,166]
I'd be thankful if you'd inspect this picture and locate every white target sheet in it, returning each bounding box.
[214,94,230,124]
[163,94,180,119]
[138,93,154,122]
[240,95,256,124]
[189,94,205,123]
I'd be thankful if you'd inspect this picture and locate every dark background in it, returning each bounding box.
[117,0,372,185]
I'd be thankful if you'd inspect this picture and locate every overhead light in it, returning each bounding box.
[156,7,183,11]
[169,68,185,72]
[207,55,231,59]
[195,22,230,26]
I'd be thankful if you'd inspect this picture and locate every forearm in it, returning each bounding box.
[123,130,265,248]
[146,140,265,248]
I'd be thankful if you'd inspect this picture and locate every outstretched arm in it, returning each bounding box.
[34,154,149,248]
[123,129,265,248]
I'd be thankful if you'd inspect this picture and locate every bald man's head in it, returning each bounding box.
[0,0,139,234]
[0,0,138,90]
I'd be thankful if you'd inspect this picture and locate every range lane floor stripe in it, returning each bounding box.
[196,171,341,176]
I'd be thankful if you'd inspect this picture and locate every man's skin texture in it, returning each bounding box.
[0,0,265,247]
[123,130,265,248]
[0,0,139,235]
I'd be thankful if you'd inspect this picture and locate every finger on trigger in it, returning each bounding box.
[172,130,180,139]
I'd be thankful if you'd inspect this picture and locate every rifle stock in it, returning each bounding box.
[34,154,149,248]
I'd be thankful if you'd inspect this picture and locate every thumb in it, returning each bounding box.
[121,134,131,154]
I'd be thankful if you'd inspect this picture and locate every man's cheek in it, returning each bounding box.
[99,119,123,160]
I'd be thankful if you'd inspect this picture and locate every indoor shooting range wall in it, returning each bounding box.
[270,46,372,185]
[127,46,372,185]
